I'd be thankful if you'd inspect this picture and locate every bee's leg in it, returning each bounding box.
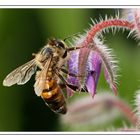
[55,71,78,92]
[67,42,95,52]
[58,73,87,93]
[58,83,66,89]
[60,68,84,78]
[67,46,84,52]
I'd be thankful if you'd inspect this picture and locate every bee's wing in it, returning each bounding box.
[3,59,37,86]
[34,56,52,96]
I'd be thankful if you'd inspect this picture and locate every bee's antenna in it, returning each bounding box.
[63,32,81,42]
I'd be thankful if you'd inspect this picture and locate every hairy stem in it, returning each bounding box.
[82,19,135,47]
[111,99,138,126]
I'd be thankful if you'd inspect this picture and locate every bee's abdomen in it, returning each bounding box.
[41,79,67,114]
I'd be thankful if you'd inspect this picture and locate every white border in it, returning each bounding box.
[0,132,140,135]
[0,5,140,8]
[0,0,140,6]
[0,132,140,140]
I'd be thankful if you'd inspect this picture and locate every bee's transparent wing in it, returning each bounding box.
[3,59,37,86]
[34,57,52,96]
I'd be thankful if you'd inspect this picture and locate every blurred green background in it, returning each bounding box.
[0,9,140,131]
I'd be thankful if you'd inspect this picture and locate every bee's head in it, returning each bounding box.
[48,39,67,58]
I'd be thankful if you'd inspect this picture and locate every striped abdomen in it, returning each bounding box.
[41,77,67,114]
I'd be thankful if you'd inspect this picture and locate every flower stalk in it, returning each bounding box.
[61,93,138,128]
[82,19,134,48]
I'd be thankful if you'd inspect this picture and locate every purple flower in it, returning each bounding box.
[67,48,101,97]
[67,38,118,97]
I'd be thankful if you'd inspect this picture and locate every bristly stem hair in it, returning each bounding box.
[83,19,135,47]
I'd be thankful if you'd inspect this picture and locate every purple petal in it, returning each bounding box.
[67,50,79,86]
[86,72,96,97]
[85,51,102,96]
[67,50,80,97]
[88,51,102,86]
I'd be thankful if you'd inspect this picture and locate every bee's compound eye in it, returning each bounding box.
[57,41,65,49]
[49,39,65,49]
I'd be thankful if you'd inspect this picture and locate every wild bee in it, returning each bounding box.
[3,38,81,114]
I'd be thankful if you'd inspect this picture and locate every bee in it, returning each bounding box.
[3,38,81,114]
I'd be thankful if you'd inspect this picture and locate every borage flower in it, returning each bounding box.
[67,38,118,97]
[67,14,137,97]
